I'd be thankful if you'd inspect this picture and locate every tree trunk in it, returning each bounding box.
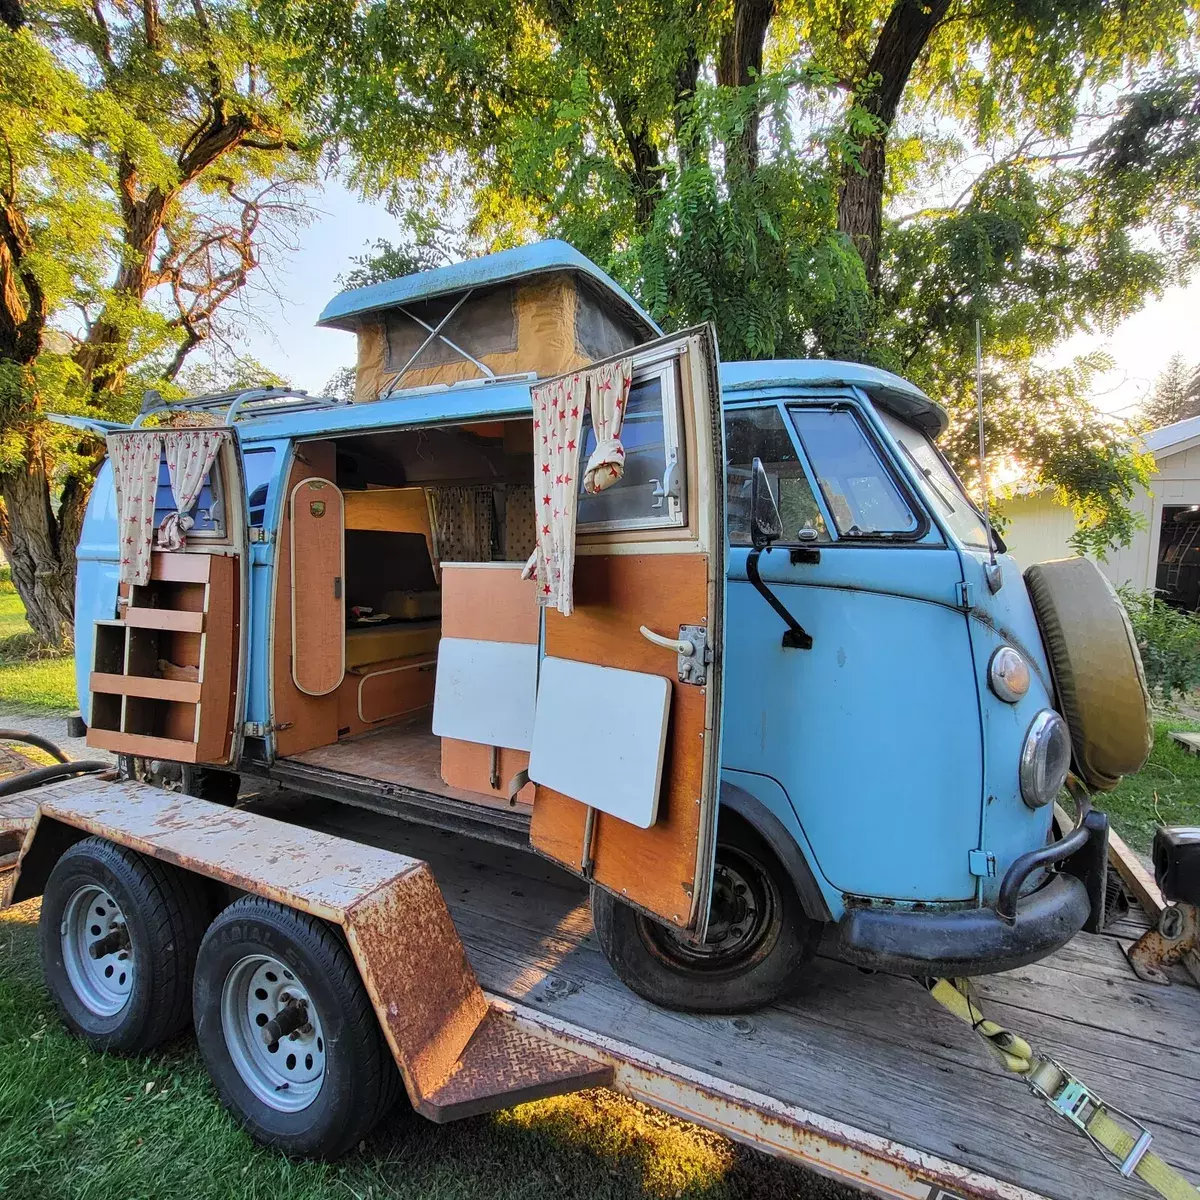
[0,439,87,647]
[837,0,951,285]
[716,0,774,174]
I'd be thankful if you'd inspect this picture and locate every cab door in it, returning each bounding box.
[528,327,726,934]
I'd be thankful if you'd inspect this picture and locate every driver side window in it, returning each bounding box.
[725,407,829,545]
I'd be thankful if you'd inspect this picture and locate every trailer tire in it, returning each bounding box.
[40,837,211,1053]
[591,815,821,1013]
[193,896,401,1158]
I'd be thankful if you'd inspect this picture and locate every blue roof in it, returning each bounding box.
[317,239,662,337]
[720,359,947,434]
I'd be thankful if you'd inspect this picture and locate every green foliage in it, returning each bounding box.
[1118,586,1200,699]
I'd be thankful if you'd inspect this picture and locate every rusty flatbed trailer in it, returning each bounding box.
[3,776,1198,1200]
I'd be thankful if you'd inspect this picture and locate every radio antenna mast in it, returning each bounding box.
[976,320,1001,587]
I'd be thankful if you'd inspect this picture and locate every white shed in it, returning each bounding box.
[997,415,1200,605]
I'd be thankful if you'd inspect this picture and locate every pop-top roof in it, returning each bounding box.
[317,239,662,338]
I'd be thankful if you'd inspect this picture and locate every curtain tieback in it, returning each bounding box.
[583,438,626,495]
[157,511,194,551]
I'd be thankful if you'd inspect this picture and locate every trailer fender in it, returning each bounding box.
[5,775,608,1119]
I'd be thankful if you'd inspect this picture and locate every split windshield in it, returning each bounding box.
[878,412,991,549]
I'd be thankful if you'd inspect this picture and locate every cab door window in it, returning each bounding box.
[725,406,829,545]
[788,408,919,538]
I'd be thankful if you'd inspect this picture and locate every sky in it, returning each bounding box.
[221,180,1198,419]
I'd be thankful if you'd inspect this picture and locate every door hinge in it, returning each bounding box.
[955,581,973,610]
[247,527,273,544]
[968,848,997,877]
[243,720,293,738]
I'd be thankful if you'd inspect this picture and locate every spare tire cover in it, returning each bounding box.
[1024,557,1151,792]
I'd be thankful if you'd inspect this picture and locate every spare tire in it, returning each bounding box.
[1024,557,1151,791]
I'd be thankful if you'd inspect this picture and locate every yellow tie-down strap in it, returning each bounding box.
[927,978,1198,1200]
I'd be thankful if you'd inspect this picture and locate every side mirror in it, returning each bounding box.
[750,457,783,550]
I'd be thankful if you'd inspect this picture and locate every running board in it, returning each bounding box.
[4,775,608,1118]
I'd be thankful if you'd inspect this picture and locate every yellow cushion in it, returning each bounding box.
[345,620,441,669]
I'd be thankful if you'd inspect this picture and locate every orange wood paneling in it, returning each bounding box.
[290,477,344,696]
[274,444,340,758]
[336,656,437,738]
[530,553,710,928]
[195,553,237,763]
[440,739,535,805]
[440,563,539,645]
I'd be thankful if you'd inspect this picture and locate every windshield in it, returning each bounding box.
[879,412,991,548]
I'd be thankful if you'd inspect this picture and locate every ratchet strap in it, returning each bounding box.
[926,978,1198,1200]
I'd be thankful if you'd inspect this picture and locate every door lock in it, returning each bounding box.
[639,624,710,685]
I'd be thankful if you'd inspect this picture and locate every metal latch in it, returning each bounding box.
[968,848,996,877]
[638,624,711,686]
[242,721,292,737]
[955,581,973,610]
[247,527,273,544]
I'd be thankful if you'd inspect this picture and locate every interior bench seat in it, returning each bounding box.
[345,619,442,670]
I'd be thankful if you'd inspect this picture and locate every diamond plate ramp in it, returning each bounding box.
[417,1007,613,1122]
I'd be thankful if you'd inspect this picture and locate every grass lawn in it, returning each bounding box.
[1100,716,1200,854]
[0,898,853,1200]
[0,573,77,712]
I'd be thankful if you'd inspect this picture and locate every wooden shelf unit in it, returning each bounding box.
[87,552,237,764]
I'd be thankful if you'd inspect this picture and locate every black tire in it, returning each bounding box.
[39,836,211,1053]
[591,814,822,1013]
[193,896,401,1158]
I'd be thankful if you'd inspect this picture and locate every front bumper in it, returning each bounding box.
[836,810,1108,976]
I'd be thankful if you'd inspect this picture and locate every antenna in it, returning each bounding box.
[976,320,1002,589]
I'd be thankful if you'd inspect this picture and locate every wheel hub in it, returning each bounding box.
[220,954,326,1112]
[60,885,134,1017]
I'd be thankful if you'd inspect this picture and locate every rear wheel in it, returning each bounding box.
[591,815,822,1013]
[39,836,211,1052]
[193,896,401,1158]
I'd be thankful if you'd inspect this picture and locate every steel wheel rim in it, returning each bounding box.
[220,954,326,1113]
[637,846,780,974]
[60,885,134,1017]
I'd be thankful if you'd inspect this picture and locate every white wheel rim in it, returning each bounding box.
[60,885,134,1017]
[220,954,326,1113]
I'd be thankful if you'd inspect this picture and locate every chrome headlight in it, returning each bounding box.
[988,646,1030,703]
[1020,710,1071,808]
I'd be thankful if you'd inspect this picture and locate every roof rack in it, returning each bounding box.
[131,387,354,428]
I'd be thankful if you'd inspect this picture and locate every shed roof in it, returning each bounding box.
[1142,413,1200,455]
[316,240,662,338]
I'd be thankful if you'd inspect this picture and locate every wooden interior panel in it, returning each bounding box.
[274,443,340,758]
[290,477,345,696]
[336,655,437,738]
[343,487,436,579]
[195,552,238,763]
[440,563,538,644]
[441,738,534,805]
[530,553,709,927]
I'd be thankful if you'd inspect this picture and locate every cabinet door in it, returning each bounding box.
[528,326,726,934]
[290,477,345,696]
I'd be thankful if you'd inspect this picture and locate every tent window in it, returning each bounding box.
[383,285,517,371]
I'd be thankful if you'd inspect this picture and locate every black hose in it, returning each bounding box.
[0,761,110,797]
[0,729,71,764]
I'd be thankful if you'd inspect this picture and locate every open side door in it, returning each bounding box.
[86,433,248,767]
[528,326,725,933]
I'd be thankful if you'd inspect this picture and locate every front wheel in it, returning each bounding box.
[193,896,401,1158]
[591,815,822,1013]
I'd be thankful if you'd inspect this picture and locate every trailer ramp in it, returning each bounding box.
[3,777,609,1119]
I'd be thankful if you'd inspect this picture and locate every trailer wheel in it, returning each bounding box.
[193,896,401,1158]
[39,837,211,1052]
[591,816,821,1013]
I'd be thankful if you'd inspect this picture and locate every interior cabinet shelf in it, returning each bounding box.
[87,552,237,765]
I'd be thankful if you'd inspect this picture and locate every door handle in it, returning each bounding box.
[639,625,695,657]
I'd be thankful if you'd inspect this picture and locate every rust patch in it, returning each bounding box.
[344,866,488,1101]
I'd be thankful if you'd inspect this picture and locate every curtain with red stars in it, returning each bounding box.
[530,371,586,614]
[582,358,633,495]
[107,431,166,588]
[158,429,228,551]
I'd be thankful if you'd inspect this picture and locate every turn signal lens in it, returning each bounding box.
[989,646,1031,703]
[1020,710,1071,808]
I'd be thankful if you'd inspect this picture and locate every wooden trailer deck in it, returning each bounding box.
[257,791,1200,1200]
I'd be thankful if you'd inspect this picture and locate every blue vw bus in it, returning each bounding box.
[64,241,1151,1015]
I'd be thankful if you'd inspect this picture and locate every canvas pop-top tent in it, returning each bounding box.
[316,241,663,401]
